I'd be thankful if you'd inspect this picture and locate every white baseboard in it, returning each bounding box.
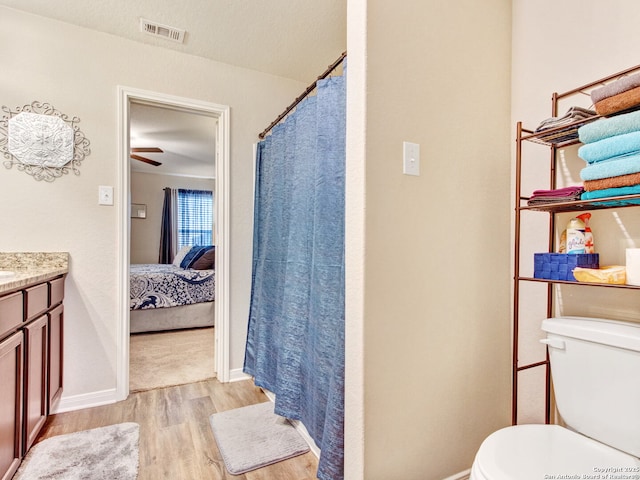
[53,388,119,414]
[55,369,251,414]
[228,368,252,382]
[261,389,320,458]
[289,417,320,458]
[442,469,471,480]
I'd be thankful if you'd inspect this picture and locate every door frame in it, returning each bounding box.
[116,86,231,400]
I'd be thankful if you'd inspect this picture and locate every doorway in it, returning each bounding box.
[116,86,230,400]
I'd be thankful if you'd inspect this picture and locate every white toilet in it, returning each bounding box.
[470,316,640,480]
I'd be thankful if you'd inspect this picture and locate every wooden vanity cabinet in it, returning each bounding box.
[0,274,65,480]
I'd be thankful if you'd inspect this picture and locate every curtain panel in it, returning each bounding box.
[244,71,346,480]
[158,187,178,264]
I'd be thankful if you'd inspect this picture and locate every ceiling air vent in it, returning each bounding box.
[139,18,186,44]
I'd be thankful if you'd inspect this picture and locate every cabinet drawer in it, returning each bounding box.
[25,284,48,321]
[49,277,64,307]
[0,292,23,339]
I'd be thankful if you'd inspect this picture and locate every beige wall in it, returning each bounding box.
[512,0,640,424]
[130,172,215,264]
[346,0,512,478]
[0,7,304,403]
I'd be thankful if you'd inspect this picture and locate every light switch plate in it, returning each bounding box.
[99,185,114,205]
[403,142,420,176]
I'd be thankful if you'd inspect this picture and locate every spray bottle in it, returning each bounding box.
[576,212,594,254]
[566,217,586,254]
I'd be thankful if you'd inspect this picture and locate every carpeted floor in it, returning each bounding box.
[129,327,215,392]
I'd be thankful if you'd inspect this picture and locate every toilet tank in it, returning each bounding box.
[541,316,640,458]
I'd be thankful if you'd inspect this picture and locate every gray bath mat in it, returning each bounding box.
[14,422,139,480]
[209,402,310,475]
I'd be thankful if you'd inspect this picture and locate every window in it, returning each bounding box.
[177,189,213,248]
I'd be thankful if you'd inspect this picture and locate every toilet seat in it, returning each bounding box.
[471,424,640,480]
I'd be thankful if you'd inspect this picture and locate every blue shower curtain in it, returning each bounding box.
[244,71,346,480]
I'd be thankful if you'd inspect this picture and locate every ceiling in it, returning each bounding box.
[129,103,218,178]
[0,0,346,83]
[0,0,347,178]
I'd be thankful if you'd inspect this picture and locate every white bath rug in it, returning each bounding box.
[209,402,310,475]
[14,422,139,480]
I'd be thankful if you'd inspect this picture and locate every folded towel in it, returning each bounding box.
[578,131,640,163]
[581,183,640,200]
[579,109,640,144]
[527,186,584,206]
[591,72,640,103]
[584,172,640,191]
[580,153,640,181]
[594,85,640,116]
[535,106,597,131]
[534,107,598,144]
[590,198,640,207]
[530,186,584,197]
[528,196,583,206]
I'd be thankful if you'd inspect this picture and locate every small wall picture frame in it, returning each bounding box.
[131,203,147,219]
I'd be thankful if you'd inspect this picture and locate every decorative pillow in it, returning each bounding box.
[191,246,216,270]
[172,246,192,267]
[180,246,205,269]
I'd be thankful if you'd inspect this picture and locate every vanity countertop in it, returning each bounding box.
[0,252,69,294]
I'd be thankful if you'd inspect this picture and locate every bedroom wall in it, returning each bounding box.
[345,0,512,478]
[0,7,305,404]
[130,172,215,264]
[511,0,640,423]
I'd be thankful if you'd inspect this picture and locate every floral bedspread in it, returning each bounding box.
[130,264,215,310]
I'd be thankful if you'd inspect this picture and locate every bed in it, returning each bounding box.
[129,262,215,333]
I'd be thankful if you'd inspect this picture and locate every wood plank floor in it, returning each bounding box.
[37,379,319,479]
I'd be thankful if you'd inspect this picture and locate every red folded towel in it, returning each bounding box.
[530,186,584,197]
[527,186,584,206]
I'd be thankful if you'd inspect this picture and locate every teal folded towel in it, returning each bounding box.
[581,183,640,200]
[579,109,640,144]
[580,153,640,181]
[578,131,640,163]
[589,198,640,207]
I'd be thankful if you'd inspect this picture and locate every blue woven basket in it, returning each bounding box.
[533,253,599,281]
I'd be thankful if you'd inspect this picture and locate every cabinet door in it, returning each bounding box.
[23,315,48,454]
[48,304,63,410]
[0,331,23,480]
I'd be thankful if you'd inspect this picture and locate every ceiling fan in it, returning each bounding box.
[130,147,163,166]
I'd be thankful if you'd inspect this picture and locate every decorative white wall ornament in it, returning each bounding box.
[8,112,74,167]
[0,101,91,182]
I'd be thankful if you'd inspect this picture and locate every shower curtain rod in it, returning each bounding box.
[258,51,347,139]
